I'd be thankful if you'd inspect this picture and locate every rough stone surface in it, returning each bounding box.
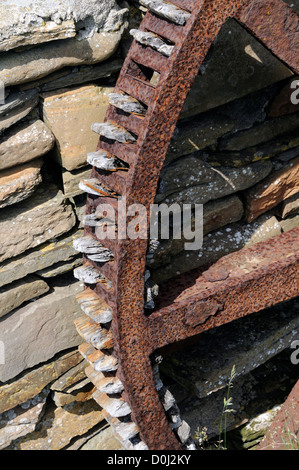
[50,360,87,392]
[0,31,123,87]
[52,385,93,407]
[209,133,299,168]
[0,388,49,450]
[21,59,123,93]
[8,399,104,450]
[0,279,83,382]
[0,350,83,413]
[232,406,281,449]
[0,275,49,319]
[0,159,43,209]
[42,85,113,170]
[63,166,92,198]
[245,156,299,221]
[175,348,297,442]
[0,20,76,52]
[0,184,76,263]
[0,89,38,118]
[0,119,55,171]
[0,90,39,133]
[156,156,272,205]
[36,256,82,279]
[280,214,299,233]
[267,76,299,118]
[0,230,83,288]
[152,215,282,283]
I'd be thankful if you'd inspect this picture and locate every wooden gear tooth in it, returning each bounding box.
[138,0,191,25]
[76,289,113,324]
[73,236,114,263]
[102,411,143,448]
[111,420,139,442]
[85,366,124,394]
[108,92,147,116]
[81,213,117,229]
[79,343,118,372]
[130,29,174,57]
[93,390,131,418]
[91,121,137,143]
[79,178,118,198]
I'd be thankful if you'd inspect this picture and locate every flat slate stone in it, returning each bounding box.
[0,90,39,133]
[0,31,123,87]
[180,19,293,118]
[0,279,83,382]
[147,194,244,269]
[152,214,282,283]
[0,350,83,413]
[160,298,299,399]
[244,156,299,221]
[8,399,104,450]
[0,0,127,50]
[0,159,43,209]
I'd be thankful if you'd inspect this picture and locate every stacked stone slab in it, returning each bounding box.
[0,0,298,451]
[0,0,129,451]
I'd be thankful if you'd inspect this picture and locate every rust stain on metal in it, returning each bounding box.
[202,266,230,282]
[257,379,299,450]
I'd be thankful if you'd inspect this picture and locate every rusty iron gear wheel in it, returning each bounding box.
[73,0,299,450]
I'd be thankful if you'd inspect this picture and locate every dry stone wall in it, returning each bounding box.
[0,0,298,450]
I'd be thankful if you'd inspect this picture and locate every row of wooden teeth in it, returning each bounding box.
[73,236,160,309]
[73,248,194,448]
[108,92,147,116]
